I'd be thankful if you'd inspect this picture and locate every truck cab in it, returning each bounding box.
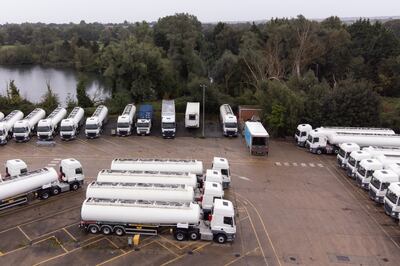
[211,157,231,189]
[85,117,102,138]
[59,158,84,191]
[117,115,132,136]
[337,143,360,168]
[346,150,371,178]
[305,129,327,154]
[5,159,28,177]
[204,169,223,185]
[60,119,77,140]
[209,199,236,243]
[369,168,399,203]
[136,118,151,135]
[13,120,31,142]
[161,115,176,138]
[37,119,54,140]
[295,124,312,147]
[384,182,400,219]
[355,159,383,189]
[220,104,238,137]
[201,181,224,217]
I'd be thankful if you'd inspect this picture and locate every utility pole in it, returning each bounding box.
[200,84,206,138]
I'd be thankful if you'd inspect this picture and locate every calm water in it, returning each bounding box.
[0,65,111,106]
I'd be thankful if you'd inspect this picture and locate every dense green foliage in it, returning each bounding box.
[1,15,400,135]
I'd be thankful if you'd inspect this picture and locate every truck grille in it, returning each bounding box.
[87,133,96,137]
[15,136,25,141]
[226,131,236,136]
[62,134,71,139]
[118,131,127,136]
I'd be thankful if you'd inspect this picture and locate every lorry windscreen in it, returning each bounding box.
[370,177,380,190]
[358,166,366,177]
[225,123,237,129]
[162,123,175,129]
[189,114,196,120]
[137,123,149,128]
[118,123,130,128]
[338,148,346,158]
[386,190,398,205]
[86,124,98,130]
[348,157,356,167]
[0,130,4,136]
[295,129,300,136]
[13,127,27,133]
[37,126,51,132]
[61,126,73,131]
[252,137,266,146]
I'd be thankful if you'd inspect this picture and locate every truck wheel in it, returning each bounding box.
[51,187,60,195]
[114,227,125,236]
[316,149,322,155]
[70,182,79,191]
[88,225,99,234]
[101,226,112,235]
[40,191,50,200]
[188,231,199,241]
[215,234,227,244]
[174,230,187,241]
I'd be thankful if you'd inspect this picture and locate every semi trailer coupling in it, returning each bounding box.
[220,104,238,137]
[161,100,176,138]
[0,110,24,145]
[60,107,85,140]
[13,108,46,142]
[136,104,153,136]
[85,105,108,139]
[0,158,84,210]
[185,102,200,128]
[80,198,236,243]
[117,104,136,136]
[37,106,67,140]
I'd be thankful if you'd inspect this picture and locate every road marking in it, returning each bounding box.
[224,247,260,266]
[317,163,324,167]
[275,162,281,166]
[106,238,126,254]
[54,158,62,161]
[50,161,58,164]
[156,240,179,256]
[292,162,298,166]
[54,236,69,253]
[63,228,77,242]
[160,254,186,266]
[237,175,251,181]
[18,226,32,241]
[47,164,56,167]
[309,163,315,167]
[301,163,307,167]
[283,162,290,166]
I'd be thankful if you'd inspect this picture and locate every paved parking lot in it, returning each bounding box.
[1,134,400,265]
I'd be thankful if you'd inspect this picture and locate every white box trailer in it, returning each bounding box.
[244,121,269,156]
[185,102,200,128]
[85,105,108,139]
[0,159,84,210]
[0,110,24,145]
[220,104,238,137]
[296,124,394,147]
[383,182,400,219]
[96,169,198,188]
[161,100,176,138]
[13,108,46,142]
[369,164,400,203]
[80,197,236,243]
[37,106,67,140]
[117,104,136,136]
[60,107,85,140]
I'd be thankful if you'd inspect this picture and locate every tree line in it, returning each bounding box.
[1,15,400,136]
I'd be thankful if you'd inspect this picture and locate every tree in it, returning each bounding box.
[40,82,60,113]
[76,76,93,108]
[7,80,22,105]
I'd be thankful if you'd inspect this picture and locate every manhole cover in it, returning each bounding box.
[336,255,350,262]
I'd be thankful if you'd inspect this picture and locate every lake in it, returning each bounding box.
[0,65,111,106]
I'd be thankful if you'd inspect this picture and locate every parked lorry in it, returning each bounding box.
[37,107,67,140]
[0,111,3,120]
[383,182,400,219]
[0,158,84,210]
[4,159,28,177]
[85,105,108,139]
[13,108,46,142]
[136,104,153,136]
[346,147,400,178]
[337,143,360,168]
[295,124,394,147]
[306,130,399,155]
[185,102,200,128]
[244,121,269,156]
[0,110,24,145]
[117,104,136,136]
[80,197,236,243]
[60,107,85,140]
[220,104,238,137]
[161,100,176,138]
[369,163,400,203]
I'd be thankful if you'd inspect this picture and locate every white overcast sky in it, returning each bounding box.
[0,0,399,23]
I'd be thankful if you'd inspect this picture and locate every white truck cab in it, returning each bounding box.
[384,182,400,219]
[4,159,28,177]
[117,104,136,136]
[201,181,224,217]
[295,124,312,147]
[337,143,360,168]
[369,168,399,203]
[204,169,223,185]
[346,150,371,178]
[212,157,231,189]
[85,105,108,139]
[58,158,84,191]
[208,199,236,242]
[355,159,383,189]
[220,104,238,137]
[305,129,327,154]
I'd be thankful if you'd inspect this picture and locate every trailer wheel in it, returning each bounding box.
[188,230,199,241]
[88,225,100,234]
[174,230,187,241]
[113,227,125,236]
[40,191,50,200]
[215,234,227,244]
[316,149,322,155]
[101,226,112,235]
[51,187,60,195]
[70,182,79,191]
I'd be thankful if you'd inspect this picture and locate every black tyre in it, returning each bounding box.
[215,234,227,244]
[188,230,199,241]
[40,191,50,200]
[101,226,112,235]
[51,187,60,195]
[88,225,99,234]
[316,149,322,155]
[114,227,125,236]
[71,182,79,191]
[174,230,187,241]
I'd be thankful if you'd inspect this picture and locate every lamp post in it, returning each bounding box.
[200,84,206,138]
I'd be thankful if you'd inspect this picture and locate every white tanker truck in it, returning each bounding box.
[85,105,108,139]
[0,158,84,210]
[0,110,24,145]
[13,108,46,142]
[4,159,28,177]
[37,106,67,140]
[80,197,236,243]
[60,107,85,140]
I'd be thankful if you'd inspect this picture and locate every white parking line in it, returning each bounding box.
[309,163,315,167]
[301,163,307,167]
[47,164,56,167]
[317,163,324,167]
[275,162,282,166]
[237,176,252,181]
[283,162,290,166]
[292,163,298,167]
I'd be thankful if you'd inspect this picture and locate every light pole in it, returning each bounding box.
[200,84,206,138]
